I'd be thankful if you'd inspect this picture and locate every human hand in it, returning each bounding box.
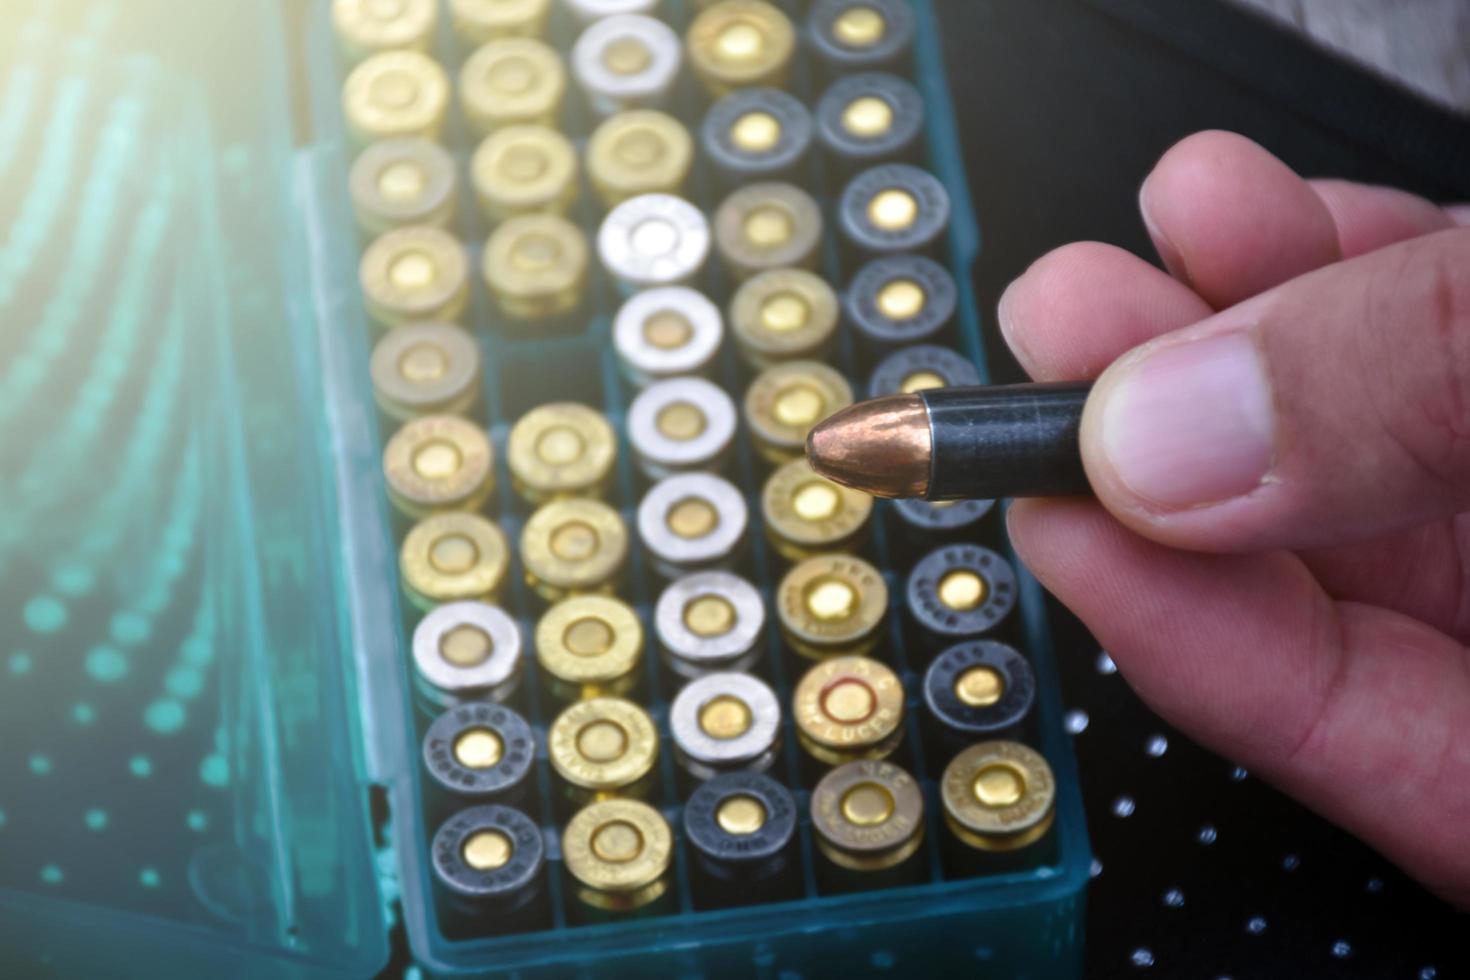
[999,131,1470,905]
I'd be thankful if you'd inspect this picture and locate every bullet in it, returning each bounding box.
[382,414,495,518]
[448,0,551,44]
[805,383,1092,500]
[655,570,766,680]
[845,254,957,355]
[587,110,694,206]
[470,124,579,221]
[571,14,682,117]
[866,344,978,399]
[412,601,524,708]
[333,0,437,62]
[683,772,800,907]
[792,655,903,766]
[506,402,617,503]
[806,0,915,77]
[743,360,854,465]
[670,671,782,782]
[923,640,1037,747]
[686,0,796,99]
[562,798,673,914]
[729,268,839,370]
[701,87,813,189]
[814,71,924,177]
[360,225,470,328]
[350,138,458,235]
[520,498,629,601]
[370,321,482,421]
[548,697,660,807]
[430,805,545,915]
[941,740,1056,852]
[712,181,822,280]
[776,554,888,661]
[612,286,725,387]
[459,38,566,136]
[810,759,924,880]
[534,595,645,703]
[905,543,1017,641]
[636,472,748,579]
[761,457,873,562]
[597,193,711,291]
[837,162,950,260]
[422,702,537,805]
[626,377,738,479]
[342,50,450,144]
[399,512,511,611]
[481,213,590,324]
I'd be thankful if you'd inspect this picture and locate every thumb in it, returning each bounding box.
[1080,227,1470,552]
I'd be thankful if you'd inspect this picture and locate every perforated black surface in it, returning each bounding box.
[938,0,1470,975]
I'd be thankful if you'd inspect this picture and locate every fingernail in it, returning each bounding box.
[1098,331,1274,507]
[1448,204,1470,226]
[995,279,1028,359]
[1138,177,1190,284]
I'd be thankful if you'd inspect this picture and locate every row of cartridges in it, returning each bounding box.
[331,0,1059,927]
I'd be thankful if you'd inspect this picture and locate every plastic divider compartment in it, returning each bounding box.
[301,0,1089,974]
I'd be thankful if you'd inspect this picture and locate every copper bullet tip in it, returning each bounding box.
[805,393,933,499]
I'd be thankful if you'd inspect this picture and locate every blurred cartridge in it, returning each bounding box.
[571,14,682,117]
[905,544,1017,643]
[761,458,873,562]
[886,498,994,565]
[793,655,903,768]
[470,124,579,221]
[838,163,950,261]
[562,799,673,918]
[587,110,694,207]
[412,601,524,709]
[683,772,800,908]
[655,571,766,680]
[371,322,482,422]
[598,193,710,292]
[449,0,551,44]
[626,377,737,478]
[811,759,925,891]
[342,50,450,144]
[460,38,566,135]
[846,254,957,355]
[430,806,547,930]
[422,702,536,808]
[535,595,645,704]
[613,286,724,387]
[333,0,437,61]
[360,225,470,327]
[399,512,510,610]
[807,0,914,77]
[670,672,782,782]
[506,402,617,503]
[636,472,748,579]
[866,344,978,399]
[565,0,662,25]
[686,0,796,99]
[814,71,923,177]
[350,138,457,235]
[712,182,821,280]
[941,741,1056,870]
[482,213,590,326]
[923,641,1037,759]
[701,88,812,190]
[549,697,660,810]
[743,360,853,465]
[777,553,888,662]
[729,268,838,370]
[383,414,495,518]
[520,497,629,600]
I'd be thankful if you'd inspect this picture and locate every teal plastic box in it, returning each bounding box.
[0,1,1087,975]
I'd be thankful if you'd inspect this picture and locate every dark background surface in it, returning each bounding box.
[938,0,1470,976]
